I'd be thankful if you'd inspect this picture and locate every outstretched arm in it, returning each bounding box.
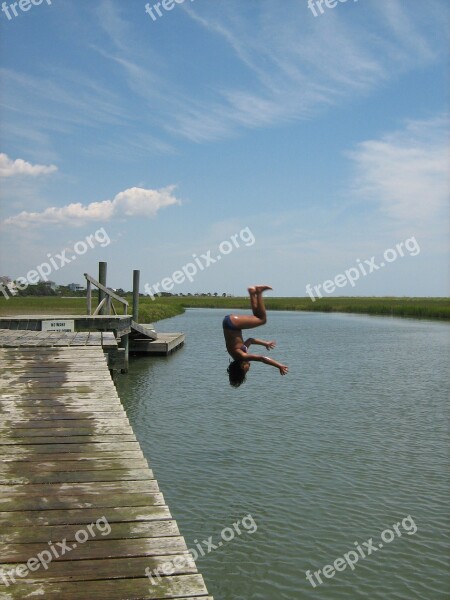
[243,352,289,375]
[244,338,277,350]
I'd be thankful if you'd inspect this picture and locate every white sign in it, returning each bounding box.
[42,320,75,332]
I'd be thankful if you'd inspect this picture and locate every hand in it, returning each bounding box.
[265,341,276,350]
[278,364,289,376]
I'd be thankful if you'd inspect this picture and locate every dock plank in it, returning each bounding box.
[0,576,210,600]
[0,520,180,544]
[0,468,154,485]
[0,505,172,527]
[0,554,196,583]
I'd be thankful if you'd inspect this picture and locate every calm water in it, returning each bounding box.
[117,309,449,600]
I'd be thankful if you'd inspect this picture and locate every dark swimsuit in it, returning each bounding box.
[223,315,248,354]
[223,314,239,331]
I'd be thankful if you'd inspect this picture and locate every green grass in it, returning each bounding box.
[150,296,450,320]
[0,296,183,322]
[1,295,449,321]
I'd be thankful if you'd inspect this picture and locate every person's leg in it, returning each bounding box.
[250,285,271,320]
[229,286,271,329]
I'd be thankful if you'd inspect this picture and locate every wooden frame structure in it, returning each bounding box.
[84,273,129,317]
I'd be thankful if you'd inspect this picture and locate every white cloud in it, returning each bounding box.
[0,153,57,178]
[3,186,182,228]
[348,114,449,221]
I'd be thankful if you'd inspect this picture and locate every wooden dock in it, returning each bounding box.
[0,334,212,599]
[0,317,185,371]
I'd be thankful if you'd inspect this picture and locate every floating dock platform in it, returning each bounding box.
[130,332,185,356]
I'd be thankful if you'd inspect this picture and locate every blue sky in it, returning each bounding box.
[0,0,448,297]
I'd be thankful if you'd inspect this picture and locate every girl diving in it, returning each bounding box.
[223,285,289,387]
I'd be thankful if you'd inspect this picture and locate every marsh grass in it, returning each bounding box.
[1,296,448,322]
[155,296,450,320]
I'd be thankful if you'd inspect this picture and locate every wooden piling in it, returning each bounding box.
[98,262,107,316]
[132,270,140,323]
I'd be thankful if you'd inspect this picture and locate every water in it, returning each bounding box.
[117,309,449,599]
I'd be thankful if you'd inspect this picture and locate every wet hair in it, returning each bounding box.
[227,360,247,388]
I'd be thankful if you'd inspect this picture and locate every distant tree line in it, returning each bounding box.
[14,285,231,299]
[17,284,86,297]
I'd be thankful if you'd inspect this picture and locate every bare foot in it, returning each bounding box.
[247,286,256,295]
[254,285,273,294]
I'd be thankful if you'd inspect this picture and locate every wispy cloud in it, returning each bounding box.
[4,186,182,228]
[162,0,446,141]
[0,153,57,178]
[5,0,443,157]
[347,114,449,221]
[1,56,176,159]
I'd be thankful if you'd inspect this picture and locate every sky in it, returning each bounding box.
[0,0,449,298]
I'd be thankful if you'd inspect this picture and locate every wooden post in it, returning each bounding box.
[132,270,140,322]
[86,280,92,315]
[122,334,129,373]
[98,262,107,316]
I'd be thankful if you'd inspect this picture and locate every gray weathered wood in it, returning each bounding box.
[0,337,212,599]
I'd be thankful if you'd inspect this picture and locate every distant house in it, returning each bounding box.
[44,281,59,291]
[67,283,85,292]
[0,276,18,296]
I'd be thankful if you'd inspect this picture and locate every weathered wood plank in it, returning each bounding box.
[0,398,121,405]
[0,419,130,429]
[1,442,142,454]
[0,346,104,353]
[0,554,196,583]
[0,458,149,473]
[0,411,125,419]
[3,382,116,389]
[2,481,160,497]
[0,520,180,544]
[0,575,210,600]
[0,435,138,445]
[2,374,113,382]
[3,359,108,365]
[0,505,172,527]
[0,491,165,511]
[1,451,144,462]
[0,468,154,485]
[0,422,133,433]
[2,535,188,563]
[0,423,133,436]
